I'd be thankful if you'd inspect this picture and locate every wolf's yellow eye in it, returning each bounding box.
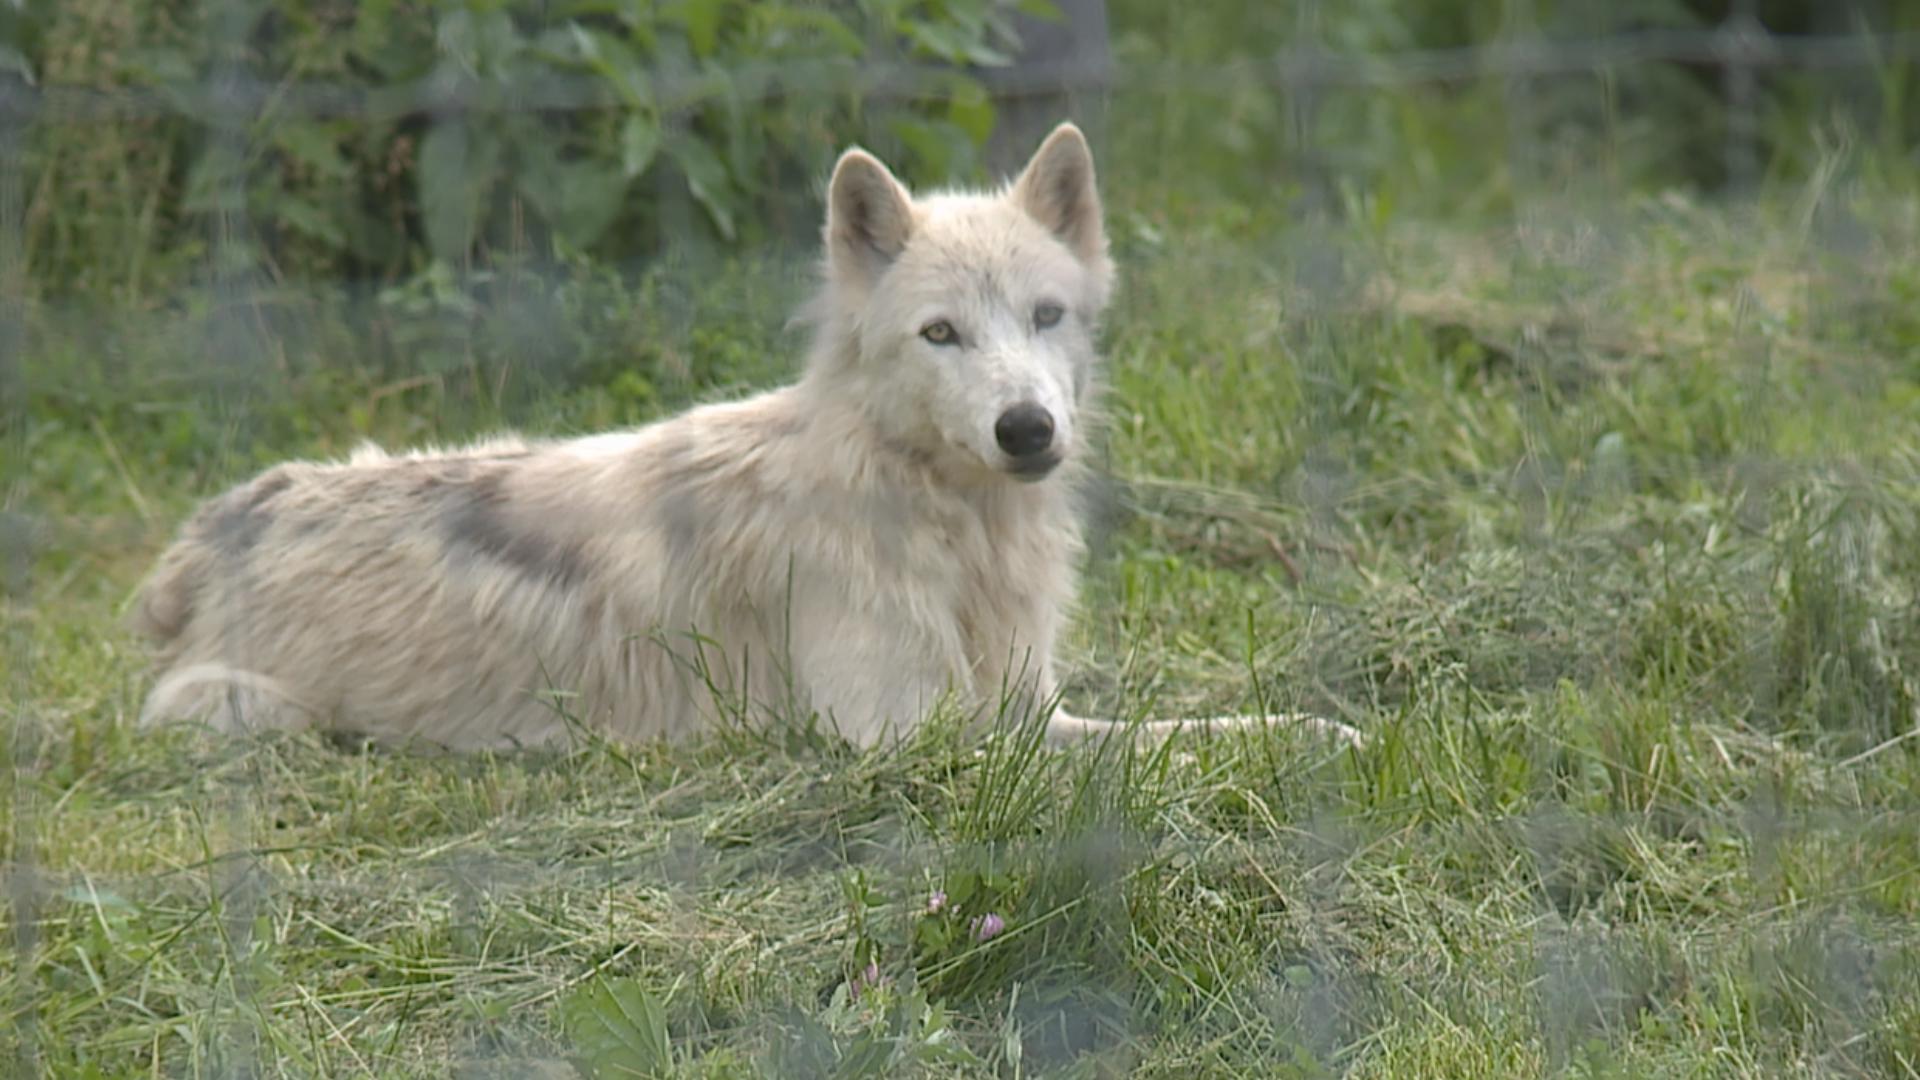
[920,320,959,346]
[1034,303,1065,330]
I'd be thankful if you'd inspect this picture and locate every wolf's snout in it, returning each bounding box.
[994,402,1055,460]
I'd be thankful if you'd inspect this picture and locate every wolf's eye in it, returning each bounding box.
[920,320,959,346]
[1034,303,1065,330]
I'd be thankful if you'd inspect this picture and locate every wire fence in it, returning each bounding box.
[3,19,1918,201]
[2,14,1915,142]
[5,2,1920,1075]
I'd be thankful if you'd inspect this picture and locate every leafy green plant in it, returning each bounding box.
[561,977,676,1079]
[3,0,1048,294]
[756,983,982,1079]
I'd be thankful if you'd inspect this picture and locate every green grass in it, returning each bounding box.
[7,178,1920,1077]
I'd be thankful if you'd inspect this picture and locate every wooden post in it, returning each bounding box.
[978,0,1111,176]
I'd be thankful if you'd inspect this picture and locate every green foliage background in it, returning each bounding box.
[3,0,1918,300]
[0,0,1036,295]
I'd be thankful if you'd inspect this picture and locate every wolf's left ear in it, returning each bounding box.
[1011,123,1105,265]
[826,148,915,287]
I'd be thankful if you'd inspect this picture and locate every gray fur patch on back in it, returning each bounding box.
[650,415,801,567]
[644,433,704,568]
[442,471,589,589]
[201,467,294,557]
[654,486,705,569]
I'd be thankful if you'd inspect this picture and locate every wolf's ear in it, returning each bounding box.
[1010,123,1104,265]
[826,148,915,285]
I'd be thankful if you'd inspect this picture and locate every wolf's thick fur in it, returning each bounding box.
[132,123,1358,751]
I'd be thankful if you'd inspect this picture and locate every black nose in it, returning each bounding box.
[994,402,1055,458]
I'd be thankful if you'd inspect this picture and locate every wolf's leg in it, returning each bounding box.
[783,607,957,749]
[807,660,955,748]
[139,663,321,735]
[1044,709,1365,748]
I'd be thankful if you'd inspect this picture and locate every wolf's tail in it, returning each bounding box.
[129,538,211,646]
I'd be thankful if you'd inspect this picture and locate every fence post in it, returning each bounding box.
[979,0,1111,177]
[1502,0,1542,210]
[1718,0,1768,195]
[0,55,39,1080]
[0,71,23,419]
[201,4,271,1076]
[1283,0,1329,216]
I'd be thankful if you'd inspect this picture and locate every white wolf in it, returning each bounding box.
[131,122,1358,751]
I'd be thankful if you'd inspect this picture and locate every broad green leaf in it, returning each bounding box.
[965,41,1014,68]
[667,134,737,241]
[674,0,729,59]
[888,118,956,181]
[904,22,966,63]
[435,10,477,71]
[565,24,652,109]
[438,8,522,74]
[947,79,995,146]
[944,870,977,907]
[517,155,630,251]
[560,977,673,1079]
[275,122,351,180]
[915,918,950,952]
[620,114,662,178]
[0,43,34,85]
[758,7,864,56]
[270,194,350,247]
[838,1029,895,1077]
[418,119,497,265]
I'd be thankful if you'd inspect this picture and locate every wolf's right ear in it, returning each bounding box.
[826,149,915,287]
[1010,123,1104,266]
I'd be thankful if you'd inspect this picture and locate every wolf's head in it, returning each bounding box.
[809,123,1114,484]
